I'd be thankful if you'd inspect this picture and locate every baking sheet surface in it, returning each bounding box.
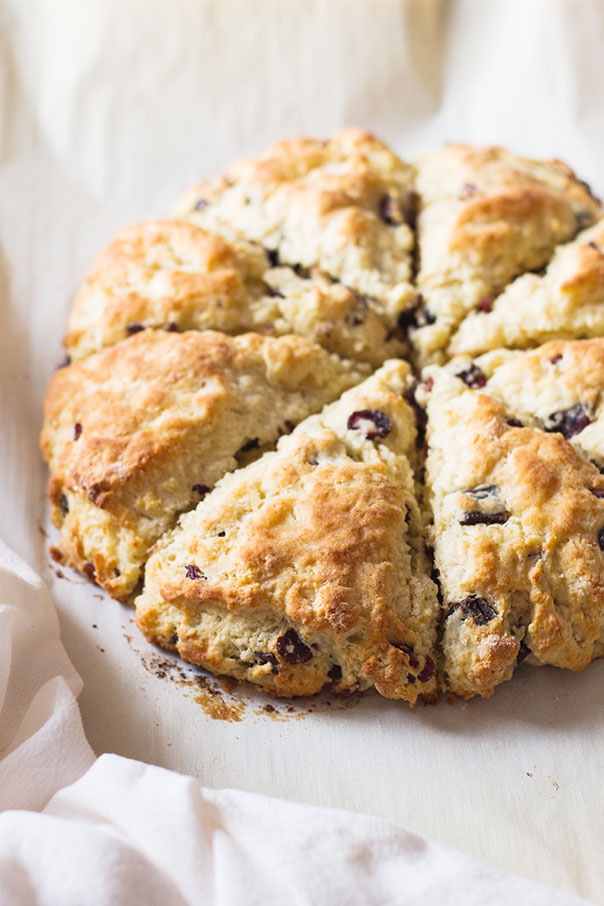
[2,0,604,900]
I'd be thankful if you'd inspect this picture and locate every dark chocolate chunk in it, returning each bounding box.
[448,594,497,626]
[454,363,487,389]
[73,422,83,441]
[545,403,591,439]
[276,628,313,664]
[379,193,405,226]
[185,564,206,580]
[347,409,392,440]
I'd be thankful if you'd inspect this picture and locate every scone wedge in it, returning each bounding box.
[173,128,418,320]
[421,347,604,699]
[412,145,601,364]
[136,362,440,703]
[450,219,604,356]
[65,219,408,367]
[41,330,366,601]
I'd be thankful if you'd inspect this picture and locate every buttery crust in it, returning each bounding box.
[136,363,440,703]
[65,219,408,367]
[41,330,366,600]
[450,219,604,356]
[173,128,417,315]
[420,356,604,698]
[412,145,601,364]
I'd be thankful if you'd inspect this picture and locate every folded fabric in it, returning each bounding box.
[0,539,592,905]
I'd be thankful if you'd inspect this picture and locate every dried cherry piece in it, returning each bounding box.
[477,297,493,313]
[590,488,604,499]
[417,655,435,683]
[185,564,206,580]
[449,595,497,626]
[347,409,392,439]
[454,363,487,389]
[545,403,591,439]
[73,422,83,440]
[275,629,313,664]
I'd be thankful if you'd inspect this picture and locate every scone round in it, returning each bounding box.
[412,145,602,364]
[64,219,408,367]
[173,128,418,314]
[41,329,366,600]
[136,362,440,703]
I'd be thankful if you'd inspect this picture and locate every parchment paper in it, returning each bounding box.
[2,0,604,900]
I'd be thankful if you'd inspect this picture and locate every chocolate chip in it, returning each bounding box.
[125,322,145,335]
[194,198,208,211]
[477,297,493,313]
[265,248,280,267]
[347,409,392,439]
[192,484,210,496]
[275,628,313,664]
[184,564,206,580]
[454,363,487,389]
[599,529,604,551]
[448,595,497,626]
[507,418,524,428]
[254,651,279,674]
[73,422,82,440]
[216,530,226,537]
[545,403,591,439]
[58,493,69,517]
[238,438,259,454]
[460,511,509,526]
[379,193,404,226]
[417,655,436,683]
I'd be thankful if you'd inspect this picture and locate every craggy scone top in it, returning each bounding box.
[41,130,604,704]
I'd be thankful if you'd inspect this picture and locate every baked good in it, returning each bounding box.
[173,128,418,316]
[41,130,604,704]
[419,343,604,698]
[450,219,604,357]
[136,363,440,703]
[412,145,601,364]
[65,219,408,367]
[41,330,366,600]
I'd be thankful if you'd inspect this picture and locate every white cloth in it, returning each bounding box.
[0,540,592,905]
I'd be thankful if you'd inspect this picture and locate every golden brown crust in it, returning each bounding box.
[136,363,440,702]
[41,329,365,599]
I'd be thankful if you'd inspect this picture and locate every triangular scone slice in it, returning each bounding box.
[450,220,604,356]
[412,145,601,364]
[173,128,417,315]
[467,339,604,470]
[136,362,440,703]
[420,365,604,699]
[41,330,367,601]
[64,219,407,367]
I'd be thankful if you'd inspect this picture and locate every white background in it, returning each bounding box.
[1,0,604,900]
